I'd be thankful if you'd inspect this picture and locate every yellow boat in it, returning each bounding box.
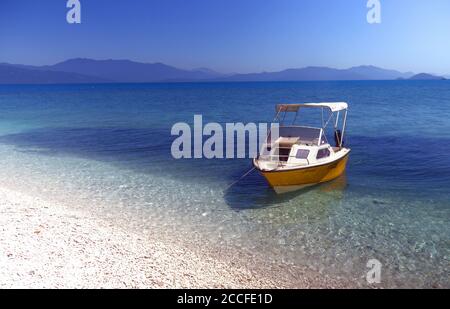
[253,102,350,194]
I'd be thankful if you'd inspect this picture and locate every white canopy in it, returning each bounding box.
[276,102,348,113]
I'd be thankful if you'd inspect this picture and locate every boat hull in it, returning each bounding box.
[257,153,350,194]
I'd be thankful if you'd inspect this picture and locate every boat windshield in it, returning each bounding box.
[278,126,324,145]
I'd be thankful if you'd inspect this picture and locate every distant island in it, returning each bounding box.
[0,59,447,84]
[408,73,447,80]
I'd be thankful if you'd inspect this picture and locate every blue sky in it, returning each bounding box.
[1,0,449,74]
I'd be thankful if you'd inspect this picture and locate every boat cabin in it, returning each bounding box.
[256,102,349,171]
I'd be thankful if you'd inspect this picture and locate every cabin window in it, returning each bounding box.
[296,149,310,159]
[317,148,331,159]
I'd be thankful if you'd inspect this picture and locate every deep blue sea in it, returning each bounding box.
[0,81,449,287]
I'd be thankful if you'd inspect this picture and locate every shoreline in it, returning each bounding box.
[0,186,350,289]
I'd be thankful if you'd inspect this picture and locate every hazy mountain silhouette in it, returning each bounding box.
[218,65,415,82]
[41,58,221,82]
[0,58,446,84]
[347,65,414,80]
[217,67,364,81]
[0,63,109,84]
[409,73,446,80]
[191,67,225,78]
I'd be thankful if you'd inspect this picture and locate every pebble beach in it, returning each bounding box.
[0,187,348,289]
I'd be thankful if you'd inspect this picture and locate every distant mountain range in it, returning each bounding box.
[0,62,110,84]
[0,59,447,84]
[0,59,220,84]
[216,65,416,82]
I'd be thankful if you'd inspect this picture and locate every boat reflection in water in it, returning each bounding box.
[225,171,348,215]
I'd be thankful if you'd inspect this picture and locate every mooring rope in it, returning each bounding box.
[224,110,280,192]
[224,167,256,191]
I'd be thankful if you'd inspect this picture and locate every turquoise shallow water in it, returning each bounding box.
[0,81,449,287]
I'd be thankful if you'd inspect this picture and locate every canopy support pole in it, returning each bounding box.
[292,110,299,125]
[335,111,340,129]
[340,110,348,148]
[321,108,324,127]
